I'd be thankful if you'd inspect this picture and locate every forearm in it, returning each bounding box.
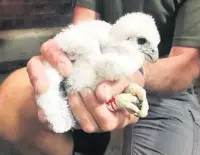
[72,6,98,24]
[143,48,200,95]
[0,68,73,155]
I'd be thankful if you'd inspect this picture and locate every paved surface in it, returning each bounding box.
[105,129,123,155]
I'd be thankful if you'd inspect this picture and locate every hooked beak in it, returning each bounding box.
[141,47,159,63]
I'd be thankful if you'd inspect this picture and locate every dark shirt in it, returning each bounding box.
[75,0,200,99]
[75,0,200,57]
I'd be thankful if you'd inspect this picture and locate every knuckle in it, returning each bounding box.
[40,43,47,54]
[26,57,41,79]
[98,116,116,131]
[100,121,115,132]
[27,56,37,68]
[40,40,52,54]
[118,111,138,128]
[84,92,94,102]
[77,117,97,133]
[82,124,96,133]
[128,114,139,124]
[81,89,95,102]
[68,95,79,109]
[131,116,139,124]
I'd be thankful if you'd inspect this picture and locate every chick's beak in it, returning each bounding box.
[141,47,159,63]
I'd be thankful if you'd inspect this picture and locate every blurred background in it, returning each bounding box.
[0,1,200,155]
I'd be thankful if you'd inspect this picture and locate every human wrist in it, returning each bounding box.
[131,69,145,87]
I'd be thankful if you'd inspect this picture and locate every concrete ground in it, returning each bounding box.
[105,129,123,155]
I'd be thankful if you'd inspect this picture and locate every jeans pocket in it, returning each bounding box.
[189,106,200,127]
[188,106,200,155]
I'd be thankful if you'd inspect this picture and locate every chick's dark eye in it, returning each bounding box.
[137,37,147,45]
[127,37,131,40]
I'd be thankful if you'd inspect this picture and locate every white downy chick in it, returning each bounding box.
[36,12,160,133]
[92,12,160,118]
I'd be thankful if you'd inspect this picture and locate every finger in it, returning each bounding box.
[38,108,47,123]
[27,56,48,94]
[68,93,99,133]
[37,108,55,131]
[117,110,139,128]
[80,88,121,131]
[81,88,138,131]
[96,71,144,103]
[95,79,130,103]
[40,39,72,77]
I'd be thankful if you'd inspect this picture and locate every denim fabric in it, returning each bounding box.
[123,91,200,155]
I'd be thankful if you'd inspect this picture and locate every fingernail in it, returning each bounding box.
[58,61,69,77]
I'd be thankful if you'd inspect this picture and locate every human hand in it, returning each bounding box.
[36,70,144,133]
[67,71,144,133]
[27,39,73,127]
[27,38,145,133]
[27,39,72,94]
